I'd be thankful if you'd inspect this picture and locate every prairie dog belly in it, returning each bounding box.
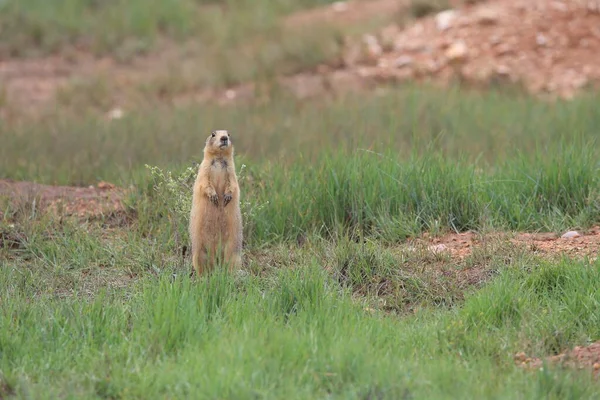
[210,159,229,194]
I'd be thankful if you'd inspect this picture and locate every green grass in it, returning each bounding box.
[0,0,340,57]
[0,0,362,93]
[2,249,600,398]
[2,86,598,244]
[3,84,599,185]
[0,0,361,91]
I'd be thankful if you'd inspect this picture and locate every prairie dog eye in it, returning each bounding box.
[211,132,216,138]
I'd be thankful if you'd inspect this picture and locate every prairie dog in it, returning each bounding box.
[189,130,242,276]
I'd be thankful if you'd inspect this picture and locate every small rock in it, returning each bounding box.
[435,10,457,31]
[428,244,448,254]
[331,1,348,12]
[106,108,124,120]
[588,2,600,13]
[225,89,237,100]
[561,230,581,239]
[445,41,468,62]
[393,55,413,68]
[97,181,116,190]
[475,7,499,25]
[363,34,383,61]
[494,44,514,56]
[490,35,502,45]
[425,60,443,73]
[536,33,548,47]
[495,65,511,76]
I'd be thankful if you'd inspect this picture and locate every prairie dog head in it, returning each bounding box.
[204,130,233,156]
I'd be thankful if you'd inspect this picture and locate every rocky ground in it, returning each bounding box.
[3,0,600,119]
[342,0,600,99]
[516,341,600,378]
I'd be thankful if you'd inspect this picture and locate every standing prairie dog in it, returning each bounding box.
[189,130,243,276]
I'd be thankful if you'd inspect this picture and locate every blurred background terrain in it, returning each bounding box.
[1,1,600,398]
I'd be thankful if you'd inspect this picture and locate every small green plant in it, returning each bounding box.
[144,163,269,240]
[145,163,196,222]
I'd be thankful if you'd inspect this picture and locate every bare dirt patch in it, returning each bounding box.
[0,44,194,118]
[515,341,600,378]
[415,228,600,262]
[0,179,127,219]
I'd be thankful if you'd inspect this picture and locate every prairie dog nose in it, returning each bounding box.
[220,136,228,142]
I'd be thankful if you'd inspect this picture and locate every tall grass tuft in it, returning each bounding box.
[244,142,598,244]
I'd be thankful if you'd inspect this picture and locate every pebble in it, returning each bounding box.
[561,230,581,239]
[428,244,448,253]
[106,108,124,120]
[475,8,499,25]
[536,33,548,47]
[225,89,237,100]
[394,55,413,68]
[331,1,348,13]
[363,34,383,59]
[435,10,457,31]
[445,41,468,62]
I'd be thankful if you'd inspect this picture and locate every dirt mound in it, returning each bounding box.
[342,0,600,99]
[516,341,600,377]
[0,179,127,219]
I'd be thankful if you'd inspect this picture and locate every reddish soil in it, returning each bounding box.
[516,341,600,378]
[417,228,600,262]
[0,179,127,219]
[0,44,195,118]
[341,0,600,99]
[4,0,600,117]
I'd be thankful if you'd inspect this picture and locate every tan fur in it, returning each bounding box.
[189,130,243,276]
